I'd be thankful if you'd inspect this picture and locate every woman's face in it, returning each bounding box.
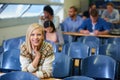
[45,27,53,33]
[30,28,43,47]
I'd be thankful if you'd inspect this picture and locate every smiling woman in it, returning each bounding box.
[20,23,55,79]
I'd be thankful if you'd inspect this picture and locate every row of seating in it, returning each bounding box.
[0,71,39,80]
[0,35,120,79]
[53,53,116,80]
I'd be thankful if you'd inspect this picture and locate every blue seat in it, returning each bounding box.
[99,44,120,62]
[52,52,72,78]
[81,55,116,80]
[0,71,39,80]
[63,34,74,44]
[80,36,100,55]
[0,49,21,72]
[68,42,90,59]
[62,43,70,55]
[107,37,120,44]
[68,42,90,75]
[3,36,25,52]
[63,76,95,80]
[0,46,3,54]
[99,44,120,80]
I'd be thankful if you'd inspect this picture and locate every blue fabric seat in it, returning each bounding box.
[78,36,100,55]
[0,71,39,80]
[107,37,120,45]
[68,42,90,59]
[81,55,116,80]
[0,49,21,72]
[99,44,120,80]
[52,52,72,78]
[63,76,95,80]
[68,42,90,75]
[3,36,25,52]
[62,43,70,55]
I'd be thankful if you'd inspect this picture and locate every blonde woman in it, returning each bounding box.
[20,23,54,79]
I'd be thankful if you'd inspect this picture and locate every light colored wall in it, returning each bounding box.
[80,0,89,12]
[64,0,81,18]
[0,24,29,45]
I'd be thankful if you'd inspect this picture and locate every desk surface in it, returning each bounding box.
[63,32,120,38]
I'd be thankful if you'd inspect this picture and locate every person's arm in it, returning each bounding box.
[101,10,107,19]
[20,55,37,72]
[94,19,110,35]
[108,9,119,22]
[33,54,54,78]
[78,19,90,34]
[56,28,64,45]
[94,30,109,35]
[32,47,41,68]
[61,18,69,32]
[20,45,41,73]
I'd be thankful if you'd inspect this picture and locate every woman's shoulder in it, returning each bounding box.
[42,41,53,49]
[20,42,28,55]
[42,41,54,56]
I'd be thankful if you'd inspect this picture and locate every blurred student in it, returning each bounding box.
[61,6,83,32]
[78,9,110,35]
[82,3,96,19]
[101,2,119,23]
[44,20,64,45]
[39,5,59,29]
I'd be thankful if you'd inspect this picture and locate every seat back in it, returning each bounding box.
[81,55,116,80]
[82,36,100,55]
[3,36,25,52]
[99,44,120,62]
[1,49,21,72]
[52,52,72,78]
[63,34,74,44]
[63,76,95,80]
[62,43,70,55]
[107,38,120,44]
[68,42,90,59]
[0,71,39,80]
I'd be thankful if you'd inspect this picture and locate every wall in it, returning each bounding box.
[80,0,89,12]
[0,24,29,45]
[64,0,89,18]
[64,0,81,18]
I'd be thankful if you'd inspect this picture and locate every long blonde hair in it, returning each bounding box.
[25,23,44,54]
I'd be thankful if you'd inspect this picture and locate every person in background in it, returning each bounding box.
[61,6,83,32]
[44,20,64,45]
[82,3,96,19]
[101,2,119,23]
[20,23,54,79]
[78,9,110,35]
[39,5,60,29]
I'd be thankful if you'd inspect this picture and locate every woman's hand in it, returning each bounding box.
[32,46,41,68]
[33,47,41,59]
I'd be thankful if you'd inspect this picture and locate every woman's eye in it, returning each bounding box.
[31,34,34,36]
[37,34,41,36]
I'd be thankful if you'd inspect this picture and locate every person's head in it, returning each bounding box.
[26,23,44,52]
[90,9,99,23]
[68,6,77,18]
[44,20,56,33]
[89,3,96,12]
[106,3,114,13]
[43,5,54,19]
